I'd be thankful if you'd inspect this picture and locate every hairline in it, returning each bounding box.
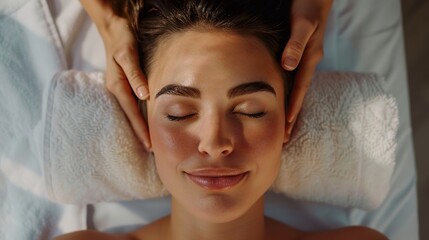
[146,25,282,78]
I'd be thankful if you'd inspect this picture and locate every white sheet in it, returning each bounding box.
[0,1,86,239]
[0,0,419,239]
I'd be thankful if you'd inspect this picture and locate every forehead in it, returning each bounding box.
[149,30,283,92]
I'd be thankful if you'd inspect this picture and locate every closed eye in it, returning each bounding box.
[236,112,266,118]
[167,114,196,121]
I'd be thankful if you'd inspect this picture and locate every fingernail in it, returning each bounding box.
[137,86,149,100]
[283,56,297,70]
[286,121,294,134]
[284,134,290,144]
[288,126,293,134]
[287,114,295,123]
[144,141,151,150]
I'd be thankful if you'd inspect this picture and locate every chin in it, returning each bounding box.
[187,193,262,224]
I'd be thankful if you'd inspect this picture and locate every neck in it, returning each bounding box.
[167,196,267,240]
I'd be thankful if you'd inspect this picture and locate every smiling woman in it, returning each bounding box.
[54,0,387,239]
[145,30,288,227]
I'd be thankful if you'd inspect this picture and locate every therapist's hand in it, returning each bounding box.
[80,0,151,149]
[100,16,151,149]
[282,0,333,138]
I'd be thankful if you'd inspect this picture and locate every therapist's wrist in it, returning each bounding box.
[80,0,124,37]
[97,15,130,43]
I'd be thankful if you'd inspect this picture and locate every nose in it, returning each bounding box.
[198,115,234,159]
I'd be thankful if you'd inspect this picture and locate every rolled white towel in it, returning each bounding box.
[37,70,398,211]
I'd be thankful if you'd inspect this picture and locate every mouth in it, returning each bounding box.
[184,169,249,190]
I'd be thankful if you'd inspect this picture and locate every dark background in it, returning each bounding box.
[401,0,429,238]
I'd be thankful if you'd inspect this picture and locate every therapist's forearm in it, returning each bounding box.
[80,0,122,35]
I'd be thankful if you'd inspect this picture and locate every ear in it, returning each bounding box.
[283,130,290,144]
[137,99,153,152]
[138,99,148,122]
[144,140,153,152]
[283,117,296,144]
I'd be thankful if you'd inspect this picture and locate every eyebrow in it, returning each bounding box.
[155,81,276,99]
[228,81,276,98]
[155,84,201,99]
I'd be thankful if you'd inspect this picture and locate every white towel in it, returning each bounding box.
[39,70,398,211]
[0,1,85,240]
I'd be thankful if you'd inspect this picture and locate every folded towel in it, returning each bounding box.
[38,70,398,211]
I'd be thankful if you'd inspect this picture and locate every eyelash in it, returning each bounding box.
[166,112,266,121]
[238,112,266,118]
[167,114,195,121]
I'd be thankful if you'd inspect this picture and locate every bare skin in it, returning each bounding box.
[54,218,387,240]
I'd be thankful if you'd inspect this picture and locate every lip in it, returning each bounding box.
[185,169,249,190]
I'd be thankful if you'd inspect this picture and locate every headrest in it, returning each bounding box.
[35,70,398,211]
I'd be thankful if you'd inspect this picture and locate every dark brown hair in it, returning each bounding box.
[115,0,292,78]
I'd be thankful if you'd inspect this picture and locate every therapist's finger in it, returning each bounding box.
[117,90,151,150]
[114,44,149,100]
[286,47,322,129]
[281,17,318,71]
[106,61,151,149]
[284,115,297,144]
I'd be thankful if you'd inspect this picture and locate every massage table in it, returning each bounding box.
[0,0,419,239]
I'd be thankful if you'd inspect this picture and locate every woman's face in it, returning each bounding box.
[146,30,287,223]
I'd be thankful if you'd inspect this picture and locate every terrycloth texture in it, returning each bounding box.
[40,70,398,211]
[272,72,399,210]
[40,71,166,203]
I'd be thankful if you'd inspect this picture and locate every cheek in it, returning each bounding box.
[244,114,284,151]
[148,119,197,171]
[151,123,186,156]
[242,114,284,175]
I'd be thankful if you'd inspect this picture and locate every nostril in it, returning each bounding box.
[221,149,231,156]
[197,120,234,158]
[198,142,233,158]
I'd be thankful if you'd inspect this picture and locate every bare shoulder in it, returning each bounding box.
[53,230,132,240]
[304,226,388,240]
[264,217,306,239]
[54,216,170,240]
